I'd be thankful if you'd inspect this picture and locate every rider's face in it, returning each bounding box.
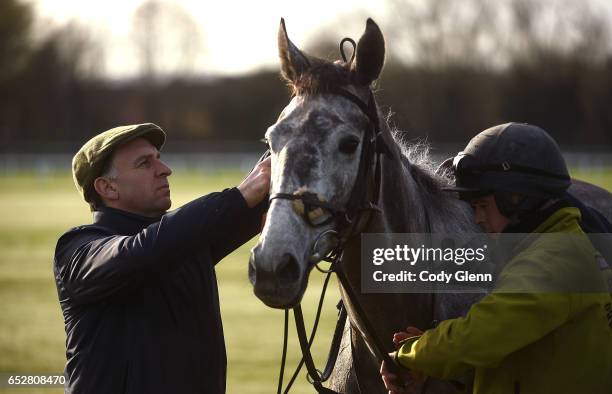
[469,194,510,234]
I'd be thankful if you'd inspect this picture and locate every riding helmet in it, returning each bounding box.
[444,122,571,217]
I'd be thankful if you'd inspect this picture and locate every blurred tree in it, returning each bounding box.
[385,0,499,69]
[0,0,33,82]
[8,21,106,144]
[131,0,204,83]
[0,0,33,144]
[130,0,205,129]
[1,0,610,149]
[385,0,610,70]
[378,0,612,145]
[508,0,610,66]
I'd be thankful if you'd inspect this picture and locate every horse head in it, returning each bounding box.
[249,18,388,309]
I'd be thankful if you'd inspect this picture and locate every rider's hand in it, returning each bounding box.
[380,353,418,394]
[380,326,426,393]
[393,326,423,346]
[380,353,426,394]
[238,157,271,208]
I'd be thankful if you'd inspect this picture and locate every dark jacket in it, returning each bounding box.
[54,188,265,394]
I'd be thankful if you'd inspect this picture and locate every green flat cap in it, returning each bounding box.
[72,123,166,206]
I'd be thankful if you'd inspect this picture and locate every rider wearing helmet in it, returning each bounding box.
[449,122,571,223]
[380,123,612,394]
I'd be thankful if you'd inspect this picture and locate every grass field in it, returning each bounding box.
[0,167,610,394]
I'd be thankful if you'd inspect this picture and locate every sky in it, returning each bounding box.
[27,0,612,78]
[29,0,390,78]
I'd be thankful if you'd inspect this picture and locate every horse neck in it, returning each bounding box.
[336,150,439,391]
[337,120,481,390]
[376,152,476,234]
[342,142,477,356]
[340,147,441,346]
[373,153,433,233]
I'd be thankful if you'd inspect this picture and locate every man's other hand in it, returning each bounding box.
[238,157,271,208]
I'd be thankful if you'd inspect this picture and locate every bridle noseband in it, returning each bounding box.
[270,190,342,228]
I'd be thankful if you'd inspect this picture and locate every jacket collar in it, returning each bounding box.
[532,206,581,234]
[93,206,161,235]
[503,198,572,234]
[501,198,581,255]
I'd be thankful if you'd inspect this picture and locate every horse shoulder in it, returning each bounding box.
[568,179,612,222]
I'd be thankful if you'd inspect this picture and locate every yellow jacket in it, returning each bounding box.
[396,207,612,393]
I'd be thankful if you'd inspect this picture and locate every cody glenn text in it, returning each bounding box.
[373,270,493,283]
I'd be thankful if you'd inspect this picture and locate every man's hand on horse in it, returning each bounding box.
[380,326,426,393]
[238,156,271,208]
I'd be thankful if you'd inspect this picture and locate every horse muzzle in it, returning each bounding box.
[249,244,307,309]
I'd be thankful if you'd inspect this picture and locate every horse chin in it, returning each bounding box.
[256,288,305,310]
[253,275,308,310]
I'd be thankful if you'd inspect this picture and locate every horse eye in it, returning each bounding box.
[338,137,360,154]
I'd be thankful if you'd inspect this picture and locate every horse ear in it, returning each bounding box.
[351,18,385,85]
[278,18,310,83]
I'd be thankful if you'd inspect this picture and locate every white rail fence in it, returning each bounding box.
[0,151,611,175]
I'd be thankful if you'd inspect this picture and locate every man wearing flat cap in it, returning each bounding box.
[54,123,271,394]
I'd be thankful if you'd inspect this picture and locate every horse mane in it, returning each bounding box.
[388,124,476,233]
[391,131,454,186]
[388,124,455,191]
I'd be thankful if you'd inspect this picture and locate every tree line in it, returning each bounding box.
[0,0,610,151]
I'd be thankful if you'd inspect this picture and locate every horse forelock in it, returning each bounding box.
[287,59,357,97]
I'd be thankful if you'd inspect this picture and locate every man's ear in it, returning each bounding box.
[93,177,119,202]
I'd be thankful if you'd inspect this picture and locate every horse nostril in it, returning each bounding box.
[276,253,301,285]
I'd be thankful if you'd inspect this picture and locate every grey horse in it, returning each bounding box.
[249,18,612,394]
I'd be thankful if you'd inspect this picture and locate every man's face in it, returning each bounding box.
[469,194,509,234]
[104,137,172,217]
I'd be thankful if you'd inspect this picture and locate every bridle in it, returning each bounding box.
[268,88,390,233]
[270,37,390,239]
[268,42,406,393]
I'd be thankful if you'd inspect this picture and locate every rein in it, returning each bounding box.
[271,81,408,393]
